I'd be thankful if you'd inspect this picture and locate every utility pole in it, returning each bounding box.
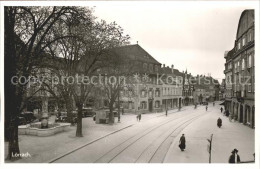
[207,134,213,163]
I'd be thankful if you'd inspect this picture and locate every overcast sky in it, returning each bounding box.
[93,1,256,81]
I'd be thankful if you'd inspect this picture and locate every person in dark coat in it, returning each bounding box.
[206,106,208,111]
[229,149,240,163]
[138,113,142,121]
[226,110,230,117]
[220,107,223,113]
[179,134,186,151]
[217,117,222,128]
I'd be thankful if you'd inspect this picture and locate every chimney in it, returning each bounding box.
[163,64,165,68]
[171,65,174,73]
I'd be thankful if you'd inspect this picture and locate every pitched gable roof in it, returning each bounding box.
[113,44,161,65]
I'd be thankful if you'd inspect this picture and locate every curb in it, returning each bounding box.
[48,124,134,163]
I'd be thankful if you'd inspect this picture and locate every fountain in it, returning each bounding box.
[18,113,70,137]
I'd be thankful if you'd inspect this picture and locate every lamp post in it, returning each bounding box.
[207,134,213,163]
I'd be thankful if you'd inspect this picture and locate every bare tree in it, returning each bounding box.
[4,6,86,160]
[99,48,136,124]
[45,9,130,136]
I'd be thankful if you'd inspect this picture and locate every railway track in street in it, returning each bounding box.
[95,109,207,163]
[50,105,207,163]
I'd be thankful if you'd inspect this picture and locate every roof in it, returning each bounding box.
[113,44,161,65]
[224,48,235,60]
[236,9,254,39]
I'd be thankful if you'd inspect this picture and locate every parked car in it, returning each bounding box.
[82,108,95,117]
[20,112,36,124]
[56,111,77,124]
[18,117,27,125]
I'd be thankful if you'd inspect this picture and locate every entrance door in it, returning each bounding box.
[148,99,153,112]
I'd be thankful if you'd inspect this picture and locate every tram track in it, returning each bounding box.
[51,106,205,163]
[95,109,207,163]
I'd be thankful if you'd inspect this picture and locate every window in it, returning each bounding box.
[141,101,147,109]
[141,90,146,97]
[242,37,246,46]
[155,101,160,108]
[234,63,237,72]
[149,90,153,97]
[237,42,241,50]
[248,82,252,92]
[242,59,245,70]
[248,32,252,42]
[155,90,160,97]
[248,55,252,68]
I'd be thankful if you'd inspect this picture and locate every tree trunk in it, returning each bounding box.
[76,102,83,137]
[109,103,114,124]
[7,116,20,160]
[65,97,73,124]
[5,7,21,160]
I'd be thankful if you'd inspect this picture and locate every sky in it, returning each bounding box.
[92,1,256,82]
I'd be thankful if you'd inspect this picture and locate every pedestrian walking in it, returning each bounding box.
[136,108,139,121]
[138,113,142,121]
[220,107,223,113]
[166,108,168,116]
[229,149,240,163]
[179,134,186,151]
[217,117,222,128]
[226,110,230,117]
[206,106,208,111]
[213,102,215,106]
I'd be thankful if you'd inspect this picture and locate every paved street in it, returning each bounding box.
[5,110,178,163]
[51,102,254,163]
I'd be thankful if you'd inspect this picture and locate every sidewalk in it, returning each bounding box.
[5,109,180,163]
[164,102,255,163]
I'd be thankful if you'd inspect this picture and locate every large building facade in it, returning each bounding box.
[224,10,255,128]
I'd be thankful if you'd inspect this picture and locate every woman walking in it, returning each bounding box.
[179,134,186,151]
